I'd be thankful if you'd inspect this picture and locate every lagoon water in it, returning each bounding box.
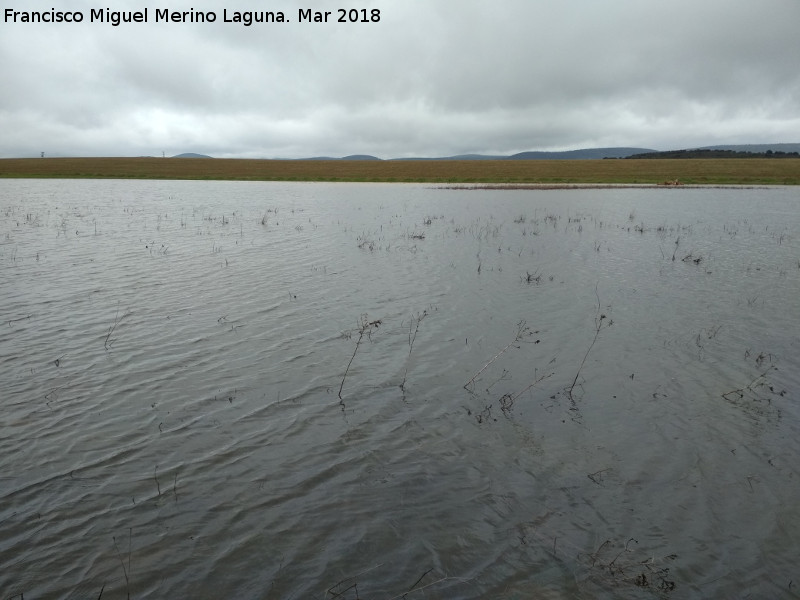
[1,180,799,599]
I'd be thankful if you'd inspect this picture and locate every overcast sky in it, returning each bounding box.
[2,0,799,158]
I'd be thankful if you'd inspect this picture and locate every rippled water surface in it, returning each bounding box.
[2,180,799,599]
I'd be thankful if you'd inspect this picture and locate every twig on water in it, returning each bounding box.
[522,270,542,284]
[406,568,434,594]
[510,368,555,402]
[499,368,556,414]
[112,528,132,600]
[385,575,473,600]
[464,320,537,390]
[590,540,611,567]
[722,365,782,401]
[104,304,130,351]
[485,368,511,392]
[400,309,428,392]
[326,563,383,598]
[585,537,678,592]
[154,465,161,496]
[608,537,638,574]
[566,285,611,402]
[6,313,33,327]
[588,468,612,485]
[338,314,382,409]
[671,236,680,261]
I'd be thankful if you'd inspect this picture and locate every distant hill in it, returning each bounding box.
[173,153,212,158]
[447,154,508,160]
[386,148,655,161]
[271,144,800,162]
[393,153,508,161]
[304,154,382,161]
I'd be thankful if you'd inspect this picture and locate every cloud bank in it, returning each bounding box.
[2,0,799,158]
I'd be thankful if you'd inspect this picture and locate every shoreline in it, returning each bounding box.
[438,182,780,190]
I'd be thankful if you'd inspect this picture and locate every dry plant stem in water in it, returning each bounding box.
[566,285,612,401]
[464,319,537,389]
[508,368,555,406]
[338,314,381,407]
[722,365,781,401]
[104,303,130,351]
[112,528,132,600]
[326,563,383,599]
[400,309,428,391]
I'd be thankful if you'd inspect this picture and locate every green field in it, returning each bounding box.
[1,156,800,185]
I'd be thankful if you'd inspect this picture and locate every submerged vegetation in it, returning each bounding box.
[1,156,800,184]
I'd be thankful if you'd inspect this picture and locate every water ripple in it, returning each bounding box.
[2,181,799,598]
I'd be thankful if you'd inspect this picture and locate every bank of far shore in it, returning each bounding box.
[1,157,799,185]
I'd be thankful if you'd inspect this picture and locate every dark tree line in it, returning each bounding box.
[627,149,800,159]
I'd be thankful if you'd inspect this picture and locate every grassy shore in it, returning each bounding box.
[1,157,799,185]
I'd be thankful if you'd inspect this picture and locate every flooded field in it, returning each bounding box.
[1,180,799,599]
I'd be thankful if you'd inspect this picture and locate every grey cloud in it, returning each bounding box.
[1,0,798,158]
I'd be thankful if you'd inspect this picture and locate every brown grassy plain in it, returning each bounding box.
[1,156,799,185]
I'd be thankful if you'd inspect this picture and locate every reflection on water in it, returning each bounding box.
[1,180,799,599]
